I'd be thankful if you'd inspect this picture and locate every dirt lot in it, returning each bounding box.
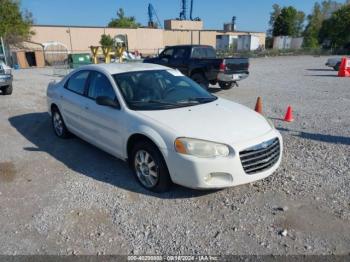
[0,56,349,255]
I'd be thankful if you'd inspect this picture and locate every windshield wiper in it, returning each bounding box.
[130,100,180,106]
[177,97,217,104]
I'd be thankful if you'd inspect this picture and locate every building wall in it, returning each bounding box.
[29,25,266,55]
[164,20,203,30]
[31,26,165,54]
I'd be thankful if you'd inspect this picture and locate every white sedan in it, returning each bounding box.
[47,63,282,192]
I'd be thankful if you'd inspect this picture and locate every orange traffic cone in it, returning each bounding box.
[284,106,294,122]
[338,57,350,77]
[255,97,263,114]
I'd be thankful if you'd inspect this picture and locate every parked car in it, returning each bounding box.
[47,63,282,192]
[143,45,249,90]
[325,57,342,71]
[0,61,13,95]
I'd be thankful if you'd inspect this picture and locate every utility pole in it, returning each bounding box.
[67,28,73,53]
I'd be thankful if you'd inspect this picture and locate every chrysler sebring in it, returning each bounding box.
[47,63,282,192]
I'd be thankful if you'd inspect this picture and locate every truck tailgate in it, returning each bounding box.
[224,58,249,74]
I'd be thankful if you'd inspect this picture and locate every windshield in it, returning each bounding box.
[113,70,217,110]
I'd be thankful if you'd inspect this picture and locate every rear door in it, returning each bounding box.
[191,46,219,81]
[83,71,125,157]
[60,70,90,134]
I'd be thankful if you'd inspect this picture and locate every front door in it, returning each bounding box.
[83,71,125,157]
[167,47,188,74]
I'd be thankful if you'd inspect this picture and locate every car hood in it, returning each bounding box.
[137,98,273,144]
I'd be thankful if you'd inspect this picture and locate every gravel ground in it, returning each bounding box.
[0,56,349,255]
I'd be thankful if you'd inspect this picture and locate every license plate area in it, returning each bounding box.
[232,75,240,80]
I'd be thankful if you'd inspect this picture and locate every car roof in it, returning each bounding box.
[79,63,170,75]
[165,45,212,48]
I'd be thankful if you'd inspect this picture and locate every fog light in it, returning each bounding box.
[210,173,233,182]
[204,174,212,182]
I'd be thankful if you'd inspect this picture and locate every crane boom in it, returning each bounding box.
[148,3,162,29]
[190,0,193,20]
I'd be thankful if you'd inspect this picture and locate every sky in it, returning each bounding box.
[21,0,348,32]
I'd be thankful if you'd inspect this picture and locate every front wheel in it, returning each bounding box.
[219,81,234,90]
[191,73,209,90]
[1,85,13,95]
[131,141,172,192]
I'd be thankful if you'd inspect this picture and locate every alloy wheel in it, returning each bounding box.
[134,150,159,188]
[53,111,64,136]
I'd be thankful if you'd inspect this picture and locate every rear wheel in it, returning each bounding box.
[191,73,209,90]
[1,85,12,95]
[131,140,172,192]
[219,81,234,90]
[51,108,70,138]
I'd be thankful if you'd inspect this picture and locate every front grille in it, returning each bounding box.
[239,138,280,175]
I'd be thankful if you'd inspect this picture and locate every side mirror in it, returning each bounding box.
[96,96,120,109]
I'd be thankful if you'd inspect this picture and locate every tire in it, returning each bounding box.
[131,140,172,193]
[209,80,217,86]
[191,73,209,90]
[2,85,13,95]
[51,107,70,138]
[334,63,341,71]
[218,81,234,90]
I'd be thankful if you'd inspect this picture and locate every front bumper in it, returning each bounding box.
[0,75,13,87]
[217,72,249,82]
[164,129,282,189]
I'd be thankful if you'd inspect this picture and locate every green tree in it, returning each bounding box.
[0,0,34,44]
[303,3,323,48]
[99,34,115,48]
[321,0,343,19]
[272,6,305,37]
[304,0,344,48]
[319,4,350,48]
[268,4,282,36]
[303,1,343,48]
[108,8,141,28]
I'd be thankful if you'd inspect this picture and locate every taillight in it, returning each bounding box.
[219,62,226,72]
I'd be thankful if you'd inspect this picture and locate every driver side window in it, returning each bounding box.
[161,48,174,58]
[88,72,116,100]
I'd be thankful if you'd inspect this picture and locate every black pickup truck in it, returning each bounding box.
[143,45,249,89]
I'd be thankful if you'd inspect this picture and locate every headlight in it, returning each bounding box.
[175,138,231,158]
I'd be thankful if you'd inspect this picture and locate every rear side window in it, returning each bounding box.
[205,48,216,58]
[191,47,216,59]
[191,48,205,58]
[66,71,89,95]
[88,72,116,100]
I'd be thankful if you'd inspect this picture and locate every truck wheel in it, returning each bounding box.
[209,80,217,86]
[131,140,172,193]
[191,73,209,90]
[2,85,13,95]
[219,81,233,90]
